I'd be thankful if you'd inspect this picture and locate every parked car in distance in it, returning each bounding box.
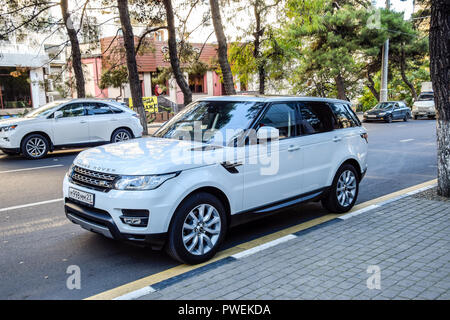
[0,99,143,159]
[63,96,368,264]
[412,92,435,120]
[363,101,411,123]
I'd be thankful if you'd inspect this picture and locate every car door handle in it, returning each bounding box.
[288,145,301,152]
[332,136,342,142]
[80,120,87,124]
[110,119,119,121]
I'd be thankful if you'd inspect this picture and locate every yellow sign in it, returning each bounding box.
[129,96,158,113]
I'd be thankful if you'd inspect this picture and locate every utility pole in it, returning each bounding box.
[380,0,390,102]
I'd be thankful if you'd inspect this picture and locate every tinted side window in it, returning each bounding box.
[258,103,297,139]
[298,102,335,134]
[330,103,356,129]
[85,103,114,115]
[110,106,124,113]
[58,103,85,117]
[344,104,361,126]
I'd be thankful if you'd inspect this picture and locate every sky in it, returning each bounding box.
[375,0,414,19]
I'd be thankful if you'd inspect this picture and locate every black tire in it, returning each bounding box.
[21,134,49,160]
[166,192,228,265]
[414,115,418,120]
[111,128,132,143]
[321,164,359,213]
[427,115,435,120]
[403,114,409,122]
[385,115,392,123]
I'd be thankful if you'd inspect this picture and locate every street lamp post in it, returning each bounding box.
[380,0,390,102]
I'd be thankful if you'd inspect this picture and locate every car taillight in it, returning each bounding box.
[360,132,368,143]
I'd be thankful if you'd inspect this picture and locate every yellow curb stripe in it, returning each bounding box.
[350,178,437,212]
[86,178,437,300]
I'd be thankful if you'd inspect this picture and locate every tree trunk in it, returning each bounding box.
[253,3,265,94]
[162,0,192,105]
[430,0,450,197]
[335,73,348,101]
[117,0,147,134]
[400,45,418,101]
[209,0,235,95]
[60,0,85,98]
[366,71,379,102]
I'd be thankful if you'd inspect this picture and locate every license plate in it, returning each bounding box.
[69,187,94,206]
[368,115,376,118]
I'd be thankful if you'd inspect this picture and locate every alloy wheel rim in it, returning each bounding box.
[114,131,130,142]
[182,204,221,256]
[26,138,46,157]
[336,170,357,207]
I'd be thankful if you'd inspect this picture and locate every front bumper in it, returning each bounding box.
[64,200,167,249]
[0,132,19,150]
[363,114,389,121]
[63,175,175,250]
[412,110,435,117]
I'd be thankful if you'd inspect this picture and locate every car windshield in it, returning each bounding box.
[154,100,264,146]
[418,94,434,101]
[24,101,66,118]
[374,102,394,110]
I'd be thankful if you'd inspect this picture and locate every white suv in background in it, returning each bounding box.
[0,99,143,159]
[63,96,368,264]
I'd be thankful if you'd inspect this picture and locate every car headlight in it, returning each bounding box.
[0,125,18,132]
[114,172,179,190]
[378,112,386,116]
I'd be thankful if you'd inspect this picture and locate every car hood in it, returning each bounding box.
[366,109,390,115]
[0,117,36,126]
[413,100,434,108]
[74,137,228,175]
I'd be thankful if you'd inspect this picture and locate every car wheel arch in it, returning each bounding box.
[20,131,53,151]
[333,158,363,183]
[166,186,232,234]
[111,127,134,140]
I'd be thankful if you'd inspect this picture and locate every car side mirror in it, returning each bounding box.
[256,126,279,143]
[54,111,63,119]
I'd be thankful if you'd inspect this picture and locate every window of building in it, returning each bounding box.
[189,74,205,93]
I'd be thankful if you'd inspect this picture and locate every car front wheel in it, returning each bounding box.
[321,164,359,213]
[166,192,227,264]
[21,134,49,159]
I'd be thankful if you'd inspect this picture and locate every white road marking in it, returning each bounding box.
[113,286,156,300]
[400,139,414,143]
[231,234,298,260]
[0,198,63,212]
[0,164,64,174]
[0,219,69,237]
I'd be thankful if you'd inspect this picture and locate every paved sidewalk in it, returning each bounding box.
[139,188,450,300]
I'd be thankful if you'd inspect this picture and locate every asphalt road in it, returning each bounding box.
[0,118,437,299]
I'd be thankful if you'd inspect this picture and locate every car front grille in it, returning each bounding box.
[70,166,118,192]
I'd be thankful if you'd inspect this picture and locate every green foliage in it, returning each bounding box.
[99,66,129,90]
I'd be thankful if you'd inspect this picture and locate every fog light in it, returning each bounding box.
[124,217,142,225]
[120,216,148,227]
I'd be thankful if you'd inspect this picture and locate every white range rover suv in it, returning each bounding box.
[0,99,143,159]
[63,96,368,264]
